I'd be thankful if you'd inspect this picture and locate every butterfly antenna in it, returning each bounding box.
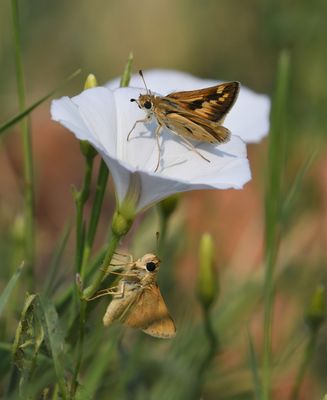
[139,70,151,94]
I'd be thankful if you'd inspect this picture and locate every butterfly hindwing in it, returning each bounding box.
[123,284,176,339]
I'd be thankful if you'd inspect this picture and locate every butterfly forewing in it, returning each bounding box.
[166,82,240,123]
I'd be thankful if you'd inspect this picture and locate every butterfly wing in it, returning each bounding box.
[103,283,139,327]
[160,111,230,143]
[165,82,240,124]
[123,284,176,339]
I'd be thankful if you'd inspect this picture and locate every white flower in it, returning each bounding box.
[51,70,270,213]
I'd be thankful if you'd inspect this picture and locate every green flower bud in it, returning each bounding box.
[306,284,325,333]
[158,194,180,220]
[111,209,134,237]
[79,74,98,160]
[84,73,98,89]
[197,233,219,309]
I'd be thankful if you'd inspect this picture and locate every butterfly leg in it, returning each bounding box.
[86,285,121,301]
[154,124,162,172]
[127,117,150,141]
[170,131,211,163]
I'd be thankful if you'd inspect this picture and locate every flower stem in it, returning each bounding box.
[202,307,219,365]
[11,0,35,273]
[191,307,219,400]
[74,156,94,274]
[80,160,109,280]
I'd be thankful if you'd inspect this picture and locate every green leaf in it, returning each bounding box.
[0,261,24,318]
[36,295,71,400]
[0,69,81,135]
[11,293,40,398]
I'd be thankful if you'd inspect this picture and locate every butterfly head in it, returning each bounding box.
[130,70,156,115]
[132,253,160,284]
[131,94,155,114]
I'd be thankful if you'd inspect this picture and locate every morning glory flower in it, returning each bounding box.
[51,69,270,214]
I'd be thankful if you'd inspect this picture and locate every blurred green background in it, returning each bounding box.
[0,1,327,399]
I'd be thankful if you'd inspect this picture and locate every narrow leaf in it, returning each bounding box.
[0,69,81,134]
[0,261,24,317]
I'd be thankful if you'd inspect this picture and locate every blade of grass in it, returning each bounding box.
[0,261,24,317]
[11,0,35,272]
[0,69,81,135]
[36,295,70,400]
[262,50,290,400]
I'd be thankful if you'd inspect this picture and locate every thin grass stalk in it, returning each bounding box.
[11,0,35,272]
[262,50,290,400]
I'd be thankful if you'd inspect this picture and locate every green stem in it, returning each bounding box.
[192,307,219,400]
[11,0,35,272]
[290,334,317,400]
[74,157,94,274]
[201,307,219,372]
[80,160,109,279]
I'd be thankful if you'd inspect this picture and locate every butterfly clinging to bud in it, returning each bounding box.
[129,70,240,171]
[98,252,176,339]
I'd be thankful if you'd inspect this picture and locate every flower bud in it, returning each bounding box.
[197,233,219,309]
[306,284,325,333]
[84,73,98,89]
[158,194,180,220]
[79,74,98,160]
[111,210,134,237]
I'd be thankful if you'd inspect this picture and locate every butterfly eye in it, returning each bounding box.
[144,101,152,110]
[146,261,156,272]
